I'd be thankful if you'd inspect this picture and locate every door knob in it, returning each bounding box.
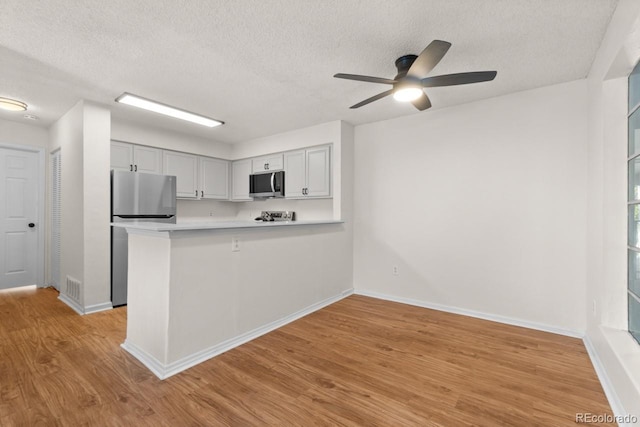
[28,223,35,228]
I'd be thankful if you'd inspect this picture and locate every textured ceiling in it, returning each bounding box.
[0,0,618,143]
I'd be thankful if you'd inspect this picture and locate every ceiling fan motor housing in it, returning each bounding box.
[394,54,418,79]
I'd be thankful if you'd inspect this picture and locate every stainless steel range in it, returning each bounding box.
[255,211,295,222]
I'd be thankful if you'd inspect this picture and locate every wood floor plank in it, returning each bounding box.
[0,287,614,426]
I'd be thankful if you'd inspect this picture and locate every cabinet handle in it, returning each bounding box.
[201,190,204,197]
[195,190,198,197]
[134,165,138,172]
[130,164,133,171]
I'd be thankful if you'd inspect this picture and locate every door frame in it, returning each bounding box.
[0,142,45,288]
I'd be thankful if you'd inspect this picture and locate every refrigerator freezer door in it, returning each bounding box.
[112,171,177,216]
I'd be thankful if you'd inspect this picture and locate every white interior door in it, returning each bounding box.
[0,147,39,290]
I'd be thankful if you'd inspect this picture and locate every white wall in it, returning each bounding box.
[50,101,112,312]
[0,118,48,148]
[82,103,111,307]
[111,119,232,159]
[353,80,589,334]
[50,102,85,304]
[585,0,640,419]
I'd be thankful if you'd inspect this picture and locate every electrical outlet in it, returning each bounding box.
[209,211,214,217]
[392,265,399,276]
[231,237,240,252]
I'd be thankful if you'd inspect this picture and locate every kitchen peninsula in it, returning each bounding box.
[113,219,351,379]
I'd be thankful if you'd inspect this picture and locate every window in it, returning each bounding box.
[628,62,640,344]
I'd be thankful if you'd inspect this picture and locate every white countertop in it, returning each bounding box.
[111,219,344,232]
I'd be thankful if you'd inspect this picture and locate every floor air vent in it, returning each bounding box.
[65,276,81,302]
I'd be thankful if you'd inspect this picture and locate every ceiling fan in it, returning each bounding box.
[334,40,497,111]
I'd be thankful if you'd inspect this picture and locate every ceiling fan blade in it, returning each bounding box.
[407,40,451,78]
[350,89,394,109]
[422,71,497,88]
[411,91,432,111]
[334,73,397,85]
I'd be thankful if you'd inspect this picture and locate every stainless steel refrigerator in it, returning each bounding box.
[111,170,177,306]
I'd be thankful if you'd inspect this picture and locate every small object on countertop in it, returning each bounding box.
[260,211,295,221]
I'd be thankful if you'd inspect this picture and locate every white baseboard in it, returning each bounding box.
[354,289,584,338]
[122,288,355,380]
[58,294,112,315]
[84,301,113,314]
[58,293,85,315]
[583,335,635,427]
[121,340,168,379]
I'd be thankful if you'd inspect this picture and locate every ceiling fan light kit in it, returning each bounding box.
[334,40,497,111]
[393,85,423,102]
[0,97,28,112]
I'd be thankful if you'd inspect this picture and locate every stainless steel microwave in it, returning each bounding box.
[249,170,285,198]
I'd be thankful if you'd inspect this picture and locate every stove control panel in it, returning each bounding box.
[259,211,295,221]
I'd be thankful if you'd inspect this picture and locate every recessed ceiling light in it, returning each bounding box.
[23,114,39,120]
[115,93,224,128]
[0,97,27,112]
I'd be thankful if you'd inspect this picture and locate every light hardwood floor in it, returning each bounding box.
[0,286,613,426]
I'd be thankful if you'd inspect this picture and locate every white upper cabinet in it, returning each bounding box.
[111,141,162,174]
[231,159,253,201]
[284,145,331,199]
[163,151,198,199]
[283,150,305,198]
[199,157,229,200]
[111,141,134,171]
[133,145,162,174]
[306,146,331,197]
[251,154,283,173]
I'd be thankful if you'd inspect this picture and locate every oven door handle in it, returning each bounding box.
[270,173,275,193]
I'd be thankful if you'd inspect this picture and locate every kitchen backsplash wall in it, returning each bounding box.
[177,199,238,222]
[235,198,332,221]
[178,198,332,222]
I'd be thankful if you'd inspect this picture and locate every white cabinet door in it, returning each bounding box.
[283,150,305,199]
[200,157,229,200]
[283,145,331,199]
[111,141,133,171]
[133,145,162,174]
[231,159,252,201]
[306,145,331,198]
[163,151,198,198]
[251,154,283,173]
[111,142,162,174]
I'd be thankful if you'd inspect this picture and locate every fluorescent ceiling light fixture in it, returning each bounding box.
[393,87,423,102]
[0,97,27,111]
[115,93,224,128]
